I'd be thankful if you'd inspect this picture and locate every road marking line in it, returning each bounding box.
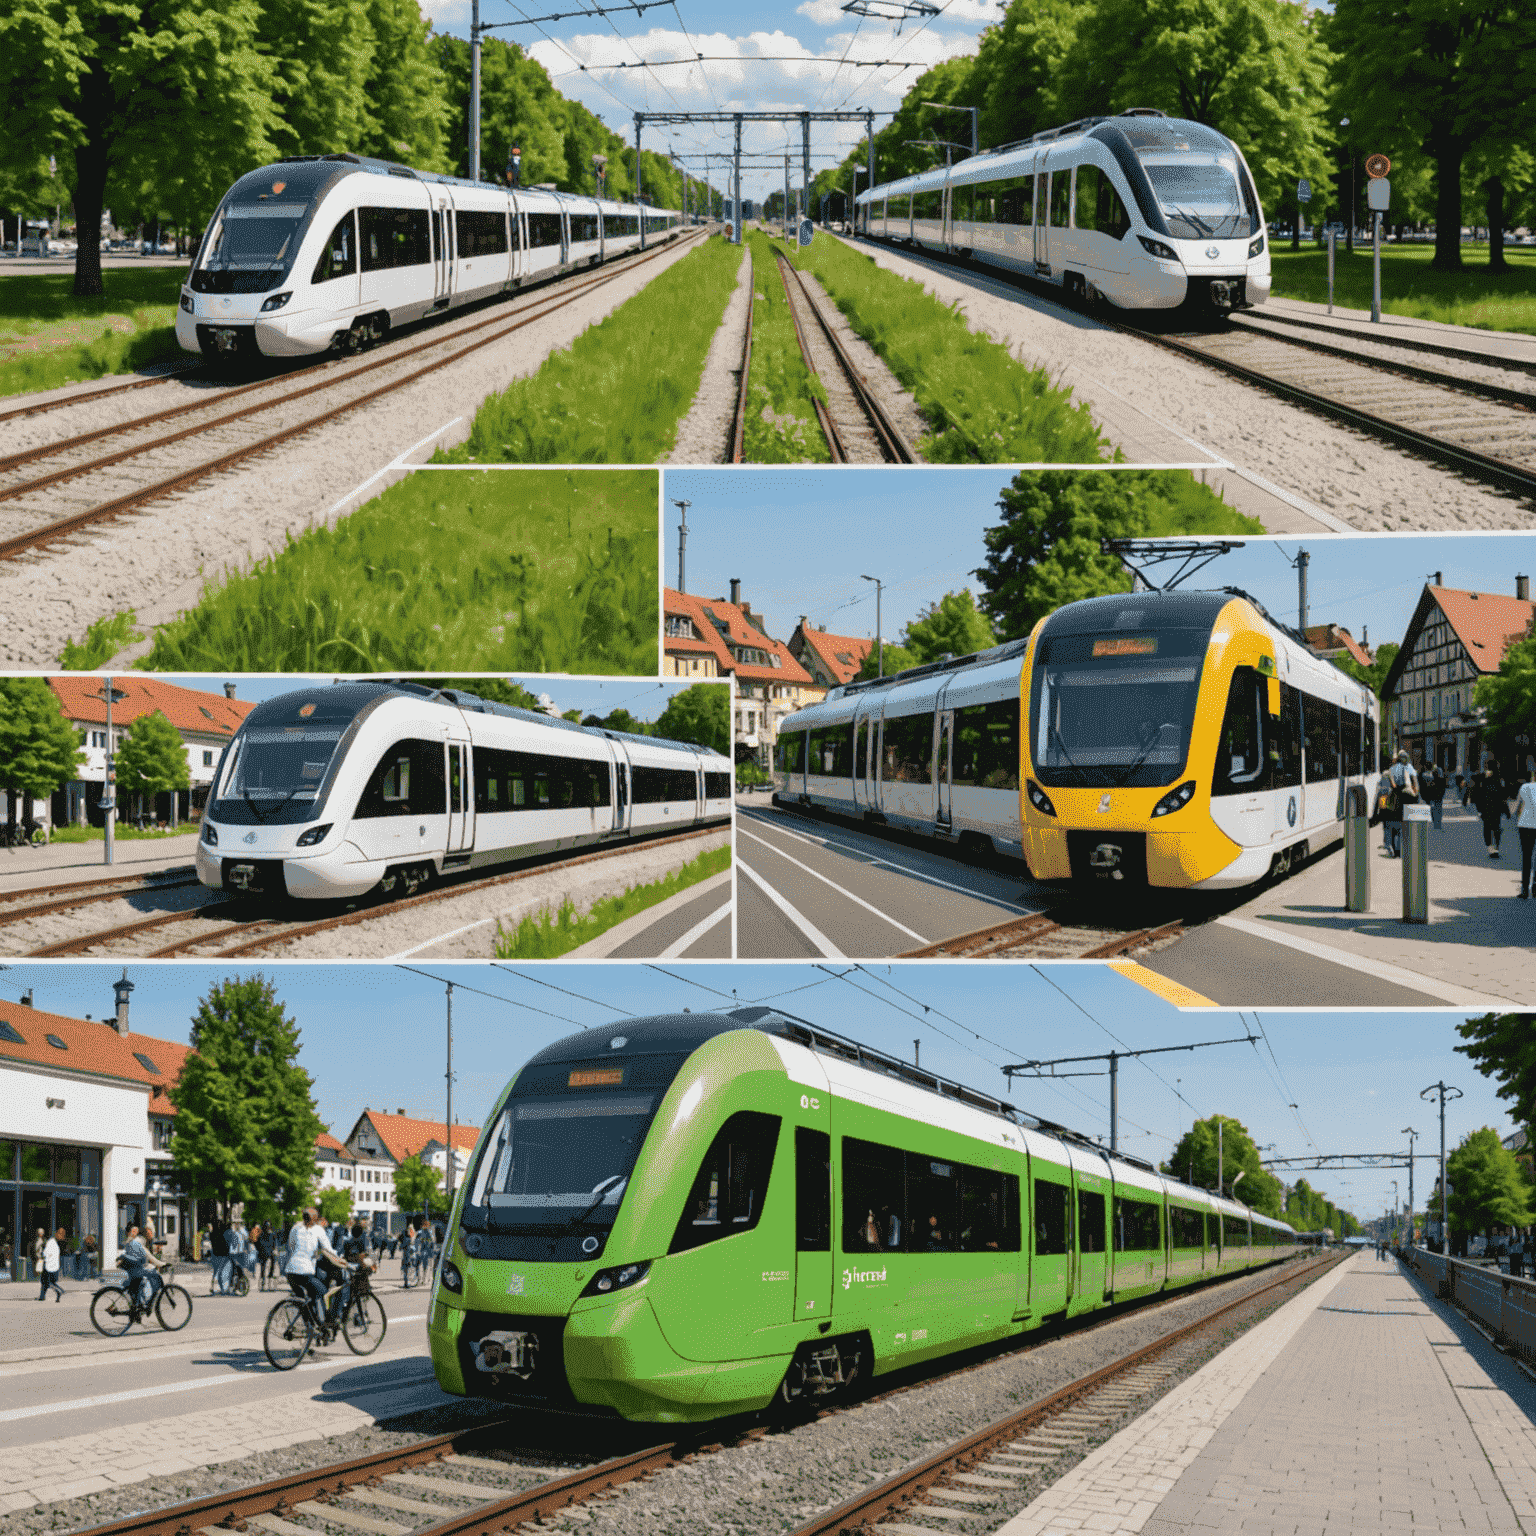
[737,859,845,958]
[1212,916,1512,1006]
[739,828,928,943]
[324,417,464,519]
[1106,961,1219,1010]
[388,917,499,960]
[658,900,730,959]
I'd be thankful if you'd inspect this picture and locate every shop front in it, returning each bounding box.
[0,1138,105,1282]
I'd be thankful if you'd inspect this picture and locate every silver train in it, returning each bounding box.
[176,153,683,360]
[196,682,731,900]
[855,109,1270,313]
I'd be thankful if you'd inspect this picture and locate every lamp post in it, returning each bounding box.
[1421,1081,1462,1253]
[1339,117,1354,255]
[1402,1127,1418,1246]
[860,574,883,677]
[95,681,128,866]
[1391,1180,1400,1246]
[672,499,690,593]
[851,166,864,234]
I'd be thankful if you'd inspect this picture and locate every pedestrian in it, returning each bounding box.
[209,1220,230,1294]
[80,1233,97,1281]
[254,1223,277,1290]
[1517,767,1536,898]
[1383,751,1419,857]
[1424,762,1447,831]
[29,1226,45,1281]
[1473,768,1510,858]
[39,1227,64,1301]
[403,1223,416,1276]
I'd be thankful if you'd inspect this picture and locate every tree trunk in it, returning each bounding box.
[1431,135,1464,272]
[1487,174,1508,273]
[71,138,109,297]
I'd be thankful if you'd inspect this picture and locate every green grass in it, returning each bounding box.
[440,235,744,464]
[59,609,143,669]
[494,842,731,958]
[47,823,197,844]
[137,468,658,673]
[0,267,187,397]
[781,232,1111,464]
[742,229,832,463]
[1269,243,1536,334]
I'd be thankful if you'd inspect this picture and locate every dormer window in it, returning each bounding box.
[46,1034,68,1050]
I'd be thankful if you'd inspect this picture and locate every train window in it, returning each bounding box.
[796,1127,831,1251]
[777,732,806,774]
[1074,165,1132,240]
[1222,1213,1249,1247]
[311,213,356,284]
[1170,1205,1205,1248]
[1049,170,1072,227]
[906,1157,961,1251]
[1034,1179,1070,1256]
[841,1137,1018,1255]
[475,748,610,814]
[705,770,732,799]
[843,1138,905,1252]
[889,194,911,220]
[959,1168,1019,1252]
[1340,708,1362,777]
[1365,713,1377,771]
[959,177,1031,225]
[526,212,563,249]
[632,765,696,803]
[670,1111,781,1254]
[953,697,1019,791]
[359,207,431,271]
[808,724,853,777]
[455,208,509,257]
[853,721,867,779]
[1276,685,1302,788]
[355,738,447,818]
[1077,1190,1106,1254]
[1115,1195,1162,1253]
[1303,693,1340,782]
[912,189,943,219]
[881,712,933,784]
[1211,667,1266,795]
[569,214,599,242]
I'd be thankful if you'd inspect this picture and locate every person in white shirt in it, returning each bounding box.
[283,1207,341,1318]
[38,1227,64,1303]
[1517,770,1536,899]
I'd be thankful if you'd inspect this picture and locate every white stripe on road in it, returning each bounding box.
[657,900,730,959]
[388,917,499,960]
[739,828,929,944]
[737,860,845,959]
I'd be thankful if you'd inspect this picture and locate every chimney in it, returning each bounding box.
[223,682,237,699]
[730,578,741,606]
[1519,575,1530,602]
[396,1108,404,1116]
[1434,571,1442,587]
[112,971,134,1036]
[1362,626,1368,647]
[20,990,32,1008]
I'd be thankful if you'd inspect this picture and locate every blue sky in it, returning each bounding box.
[426,0,996,202]
[0,963,1510,1222]
[663,468,1536,657]
[156,675,721,723]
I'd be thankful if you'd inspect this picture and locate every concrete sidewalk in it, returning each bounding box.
[997,1248,1536,1536]
[0,831,199,892]
[1266,292,1536,369]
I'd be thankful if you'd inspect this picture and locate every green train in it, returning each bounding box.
[426,1009,1298,1422]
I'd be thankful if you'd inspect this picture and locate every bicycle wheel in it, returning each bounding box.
[156,1284,193,1331]
[231,1267,250,1298]
[90,1287,135,1337]
[264,1298,313,1370]
[28,826,47,847]
[343,1294,388,1356]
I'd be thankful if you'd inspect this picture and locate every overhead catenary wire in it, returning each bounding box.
[490,965,639,1015]
[393,965,586,1027]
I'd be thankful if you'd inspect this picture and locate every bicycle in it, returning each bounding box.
[264,1262,386,1370]
[1,819,47,849]
[229,1262,251,1298]
[90,1264,193,1336]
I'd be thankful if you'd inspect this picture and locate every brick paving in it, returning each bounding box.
[994,1251,1536,1536]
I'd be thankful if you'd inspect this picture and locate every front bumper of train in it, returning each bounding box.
[1022,793,1241,888]
[1122,242,1270,310]
[195,824,394,899]
[177,294,338,358]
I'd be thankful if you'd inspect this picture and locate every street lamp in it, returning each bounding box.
[860,574,883,677]
[94,680,129,866]
[1339,117,1355,255]
[1402,1127,1418,1246]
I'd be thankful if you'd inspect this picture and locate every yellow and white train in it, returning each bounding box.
[772,589,1379,892]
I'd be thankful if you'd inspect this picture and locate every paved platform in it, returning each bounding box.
[1265,292,1536,369]
[0,832,198,892]
[1144,803,1533,1008]
[996,1249,1536,1536]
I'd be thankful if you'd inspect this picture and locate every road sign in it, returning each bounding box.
[798,218,814,248]
[1367,178,1391,211]
[1296,178,1312,203]
[1365,154,1391,179]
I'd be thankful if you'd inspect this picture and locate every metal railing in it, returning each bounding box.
[1400,1245,1536,1365]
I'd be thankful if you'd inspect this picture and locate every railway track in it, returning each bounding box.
[898,910,1183,960]
[0,358,206,427]
[0,866,197,911]
[13,822,724,958]
[56,1253,1340,1536]
[0,233,704,561]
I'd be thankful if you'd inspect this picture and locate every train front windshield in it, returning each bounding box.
[1030,629,1207,788]
[1140,157,1255,240]
[210,726,346,825]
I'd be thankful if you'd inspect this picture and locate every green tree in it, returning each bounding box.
[654,683,729,753]
[257,0,371,161]
[903,590,997,664]
[169,975,324,1223]
[1445,1127,1534,1252]
[115,709,189,824]
[562,709,583,724]
[1327,0,1536,271]
[0,679,84,832]
[1475,632,1536,767]
[1456,1012,1536,1130]
[317,1185,353,1225]
[1161,1113,1283,1216]
[356,0,451,171]
[0,0,280,295]
[394,1151,447,1216]
[856,640,920,681]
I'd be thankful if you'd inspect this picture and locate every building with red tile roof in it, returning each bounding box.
[788,621,874,689]
[1381,577,1536,774]
[1301,623,1373,671]
[664,583,823,762]
[344,1109,482,1220]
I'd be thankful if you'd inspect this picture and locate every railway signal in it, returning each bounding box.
[1366,155,1390,322]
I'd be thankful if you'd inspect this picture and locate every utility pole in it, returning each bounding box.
[861,574,883,677]
[914,1039,920,1067]
[444,982,455,1202]
[469,0,482,181]
[1420,1081,1462,1252]
[784,153,791,240]
[734,115,743,245]
[801,112,812,227]
[1402,1126,1417,1245]
[96,680,127,865]
[672,499,691,592]
[1296,547,1310,633]
[635,114,645,248]
[866,110,875,221]
[1218,1117,1224,1196]
[923,100,977,158]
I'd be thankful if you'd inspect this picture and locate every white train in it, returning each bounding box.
[176,153,683,361]
[196,682,731,900]
[855,110,1270,313]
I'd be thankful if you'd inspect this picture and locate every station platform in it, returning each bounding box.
[996,1249,1536,1536]
[1262,292,1536,370]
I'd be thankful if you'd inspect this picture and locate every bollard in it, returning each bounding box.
[1402,802,1431,922]
[1344,783,1371,912]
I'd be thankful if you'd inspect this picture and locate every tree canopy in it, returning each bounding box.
[0,679,83,813]
[1475,633,1536,767]
[1161,1113,1284,1217]
[1456,1013,1536,1132]
[1445,1127,1533,1247]
[394,1151,448,1217]
[655,683,729,754]
[115,710,189,814]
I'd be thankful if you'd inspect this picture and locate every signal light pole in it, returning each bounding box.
[1420,1080,1462,1252]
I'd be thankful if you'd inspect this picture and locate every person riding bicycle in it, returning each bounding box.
[282,1206,342,1325]
[321,1221,372,1330]
[120,1224,169,1310]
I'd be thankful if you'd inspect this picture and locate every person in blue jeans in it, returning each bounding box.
[283,1207,342,1322]
[1516,769,1536,898]
[1384,752,1419,857]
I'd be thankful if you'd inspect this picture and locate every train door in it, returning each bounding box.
[1031,158,1049,273]
[1274,680,1301,850]
[615,752,632,833]
[1030,1167,1071,1318]
[560,210,571,268]
[942,173,952,253]
[935,709,954,830]
[851,713,870,813]
[446,738,473,856]
[432,196,453,306]
[871,712,887,818]
[794,1123,833,1325]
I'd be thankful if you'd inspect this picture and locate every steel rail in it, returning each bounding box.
[0,866,196,907]
[898,911,1061,958]
[0,362,206,429]
[784,1251,1344,1536]
[0,874,201,927]
[0,234,703,561]
[775,250,850,461]
[730,254,756,464]
[1080,919,1186,959]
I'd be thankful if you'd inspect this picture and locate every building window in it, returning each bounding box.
[202,751,214,767]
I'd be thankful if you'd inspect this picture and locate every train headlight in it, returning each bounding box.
[260,291,293,312]
[1138,235,1178,261]
[579,1260,651,1298]
[1152,781,1196,818]
[295,823,333,847]
[440,1260,463,1294]
[201,822,218,846]
[1026,779,1056,818]
[1248,233,1266,258]
[179,291,193,313]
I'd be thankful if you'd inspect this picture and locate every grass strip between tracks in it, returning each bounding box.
[135,469,658,672]
[780,232,1112,463]
[0,268,185,397]
[742,229,833,463]
[438,234,742,464]
[495,841,730,957]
